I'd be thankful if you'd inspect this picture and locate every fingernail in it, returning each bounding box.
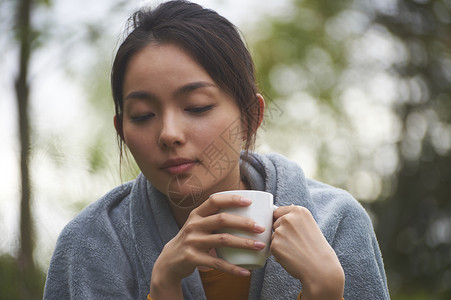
[254,241,266,249]
[239,269,251,276]
[240,197,252,205]
[254,223,265,232]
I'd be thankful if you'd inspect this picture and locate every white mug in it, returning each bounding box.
[212,190,276,270]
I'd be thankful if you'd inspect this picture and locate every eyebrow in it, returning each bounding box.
[173,81,216,98]
[124,81,217,102]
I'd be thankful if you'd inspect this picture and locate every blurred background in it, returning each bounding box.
[1,0,450,299]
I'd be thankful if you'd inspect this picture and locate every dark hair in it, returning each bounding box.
[111,0,261,153]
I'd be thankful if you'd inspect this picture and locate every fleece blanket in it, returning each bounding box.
[44,152,390,299]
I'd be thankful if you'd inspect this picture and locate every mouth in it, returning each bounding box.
[160,158,199,175]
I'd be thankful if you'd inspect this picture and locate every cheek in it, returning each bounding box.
[214,116,244,149]
[122,128,154,158]
[195,116,244,160]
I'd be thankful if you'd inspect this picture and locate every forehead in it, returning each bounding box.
[129,42,203,71]
[124,42,214,87]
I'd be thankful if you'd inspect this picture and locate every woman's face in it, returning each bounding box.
[121,43,244,208]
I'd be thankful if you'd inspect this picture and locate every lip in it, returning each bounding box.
[160,158,199,175]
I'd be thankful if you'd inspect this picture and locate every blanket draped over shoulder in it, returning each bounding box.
[44,152,390,299]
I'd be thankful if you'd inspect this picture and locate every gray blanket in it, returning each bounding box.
[44,152,390,299]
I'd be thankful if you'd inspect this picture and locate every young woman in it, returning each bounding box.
[44,1,390,299]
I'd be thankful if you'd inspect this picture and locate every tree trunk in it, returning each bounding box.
[15,0,34,272]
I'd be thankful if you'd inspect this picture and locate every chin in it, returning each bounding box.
[164,173,205,209]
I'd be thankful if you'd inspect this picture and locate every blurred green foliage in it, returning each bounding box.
[252,0,451,298]
[0,254,45,300]
[370,1,451,298]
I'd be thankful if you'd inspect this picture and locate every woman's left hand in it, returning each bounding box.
[271,205,345,300]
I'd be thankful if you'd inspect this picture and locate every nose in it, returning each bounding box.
[158,113,185,148]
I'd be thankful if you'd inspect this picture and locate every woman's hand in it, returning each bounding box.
[149,194,266,299]
[271,205,345,300]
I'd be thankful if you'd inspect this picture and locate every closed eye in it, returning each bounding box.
[185,105,214,114]
[130,113,155,123]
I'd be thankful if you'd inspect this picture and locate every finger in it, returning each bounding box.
[199,254,252,277]
[273,205,300,229]
[195,194,252,217]
[273,206,313,229]
[207,233,267,251]
[273,214,286,230]
[273,204,297,220]
[201,212,266,233]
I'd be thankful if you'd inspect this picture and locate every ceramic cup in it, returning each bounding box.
[213,190,276,270]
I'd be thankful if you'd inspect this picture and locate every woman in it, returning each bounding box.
[44,1,390,299]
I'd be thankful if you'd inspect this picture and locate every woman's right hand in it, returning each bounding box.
[149,194,266,299]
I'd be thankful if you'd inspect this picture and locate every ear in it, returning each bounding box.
[256,93,265,130]
[114,115,124,141]
[241,94,265,142]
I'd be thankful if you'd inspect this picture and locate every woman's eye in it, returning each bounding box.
[130,113,155,123]
[186,105,214,114]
